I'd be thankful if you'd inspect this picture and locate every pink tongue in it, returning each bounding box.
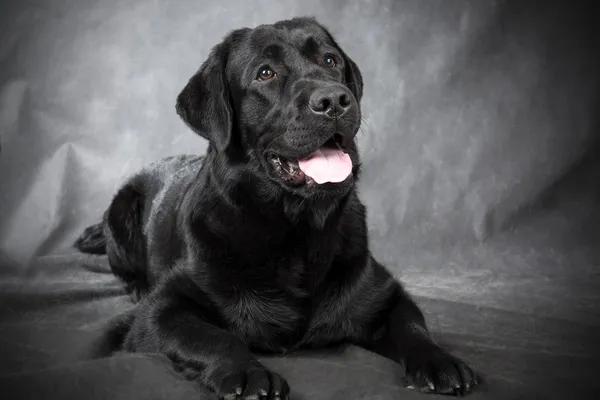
[298,147,353,184]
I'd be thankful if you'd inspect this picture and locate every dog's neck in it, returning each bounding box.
[187,148,354,291]
[199,148,352,231]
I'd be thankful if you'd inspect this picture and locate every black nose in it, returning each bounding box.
[309,86,352,118]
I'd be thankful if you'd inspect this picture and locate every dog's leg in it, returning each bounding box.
[370,261,478,396]
[124,277,290,400]
[104,181,150,302]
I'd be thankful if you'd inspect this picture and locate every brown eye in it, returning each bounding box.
[258,66,275,81]
[324,54,336,67]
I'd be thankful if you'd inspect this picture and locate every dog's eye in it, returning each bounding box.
[257,67,276,81]
[323,54,337,68]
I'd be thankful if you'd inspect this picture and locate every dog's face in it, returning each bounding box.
[176,18,363,198]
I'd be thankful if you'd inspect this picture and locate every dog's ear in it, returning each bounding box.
[176,37,234,152]
[341,50,363,102]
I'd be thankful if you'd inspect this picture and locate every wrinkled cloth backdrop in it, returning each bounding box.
[0,1,599,399]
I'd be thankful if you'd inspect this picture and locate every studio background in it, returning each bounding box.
[0,1,598,399]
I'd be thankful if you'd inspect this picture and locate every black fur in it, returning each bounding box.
[75,17,478,399]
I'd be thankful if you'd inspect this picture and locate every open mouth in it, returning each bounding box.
[268,134,353,186]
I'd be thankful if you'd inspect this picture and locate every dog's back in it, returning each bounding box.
[75,154,204,301]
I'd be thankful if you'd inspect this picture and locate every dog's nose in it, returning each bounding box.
[309,87,352,118]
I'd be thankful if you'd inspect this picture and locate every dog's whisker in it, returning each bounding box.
[357,117,371,137]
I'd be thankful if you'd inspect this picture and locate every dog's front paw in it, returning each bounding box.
[208,360,290,400]
[404,348,478,396]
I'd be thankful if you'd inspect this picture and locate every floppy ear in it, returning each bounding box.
[341,50,363,102]
[176,41,233,152]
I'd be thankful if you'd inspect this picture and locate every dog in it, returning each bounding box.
[75,17,479,399]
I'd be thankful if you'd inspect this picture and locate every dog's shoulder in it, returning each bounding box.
[142,154,204,186]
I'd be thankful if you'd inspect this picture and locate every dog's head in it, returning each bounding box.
[176,17,363,199]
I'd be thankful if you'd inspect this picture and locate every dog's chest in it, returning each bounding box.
[216,220,336,289]
[219,243,336,352]
[200,212,343,351]
[226,289,308,352]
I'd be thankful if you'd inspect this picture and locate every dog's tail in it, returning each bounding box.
[74,222,107,254]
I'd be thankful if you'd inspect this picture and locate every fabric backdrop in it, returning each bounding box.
[1,1,599,399]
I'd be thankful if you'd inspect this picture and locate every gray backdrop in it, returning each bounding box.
[0,1,599,399]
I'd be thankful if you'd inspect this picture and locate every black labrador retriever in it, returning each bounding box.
[75,17,478,399]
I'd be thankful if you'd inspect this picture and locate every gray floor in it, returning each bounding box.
[1,1,599,399]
